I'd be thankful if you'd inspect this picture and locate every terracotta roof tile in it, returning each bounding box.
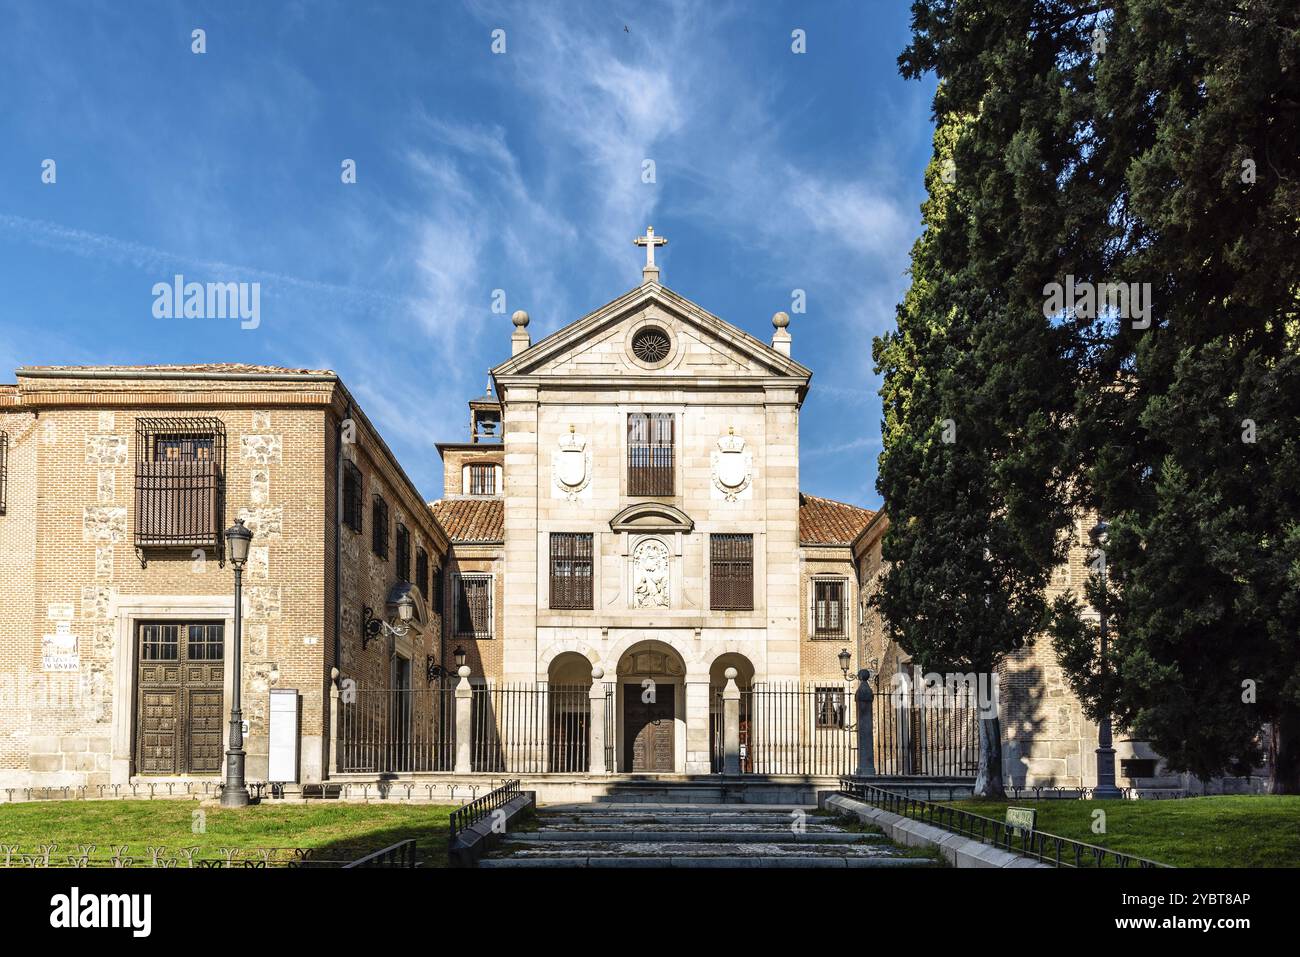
[429,498,504,543]
[799,493,874,546]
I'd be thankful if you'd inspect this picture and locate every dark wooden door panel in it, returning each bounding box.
[624,684,675,772]
[136,621,224,775]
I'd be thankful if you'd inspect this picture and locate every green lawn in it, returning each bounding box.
[0,800,457,867]
[945,796,1300,868]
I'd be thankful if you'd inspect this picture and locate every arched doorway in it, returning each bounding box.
[616,641,686,773]
[547,653,593,773]
[709,654,755,773]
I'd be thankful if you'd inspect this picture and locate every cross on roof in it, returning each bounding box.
[633,225,667,282]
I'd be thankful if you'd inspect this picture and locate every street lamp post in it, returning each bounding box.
[221,518,253,808]
[1090,520,1122,799]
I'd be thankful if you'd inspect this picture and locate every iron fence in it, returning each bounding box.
[872,674,980,776]
[471,683,592,773]
[338,687,455,773]
[837,780,1171,869]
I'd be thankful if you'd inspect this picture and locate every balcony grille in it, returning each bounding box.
[813,579,847,637]
[468,463,496,495]
[395,523,411,583]
[710,533,753,610]
[372,495,389,558]
[627,412,674,495]
[549,533,593,610]
[455,574,492,638]
[342,461,363,532]
[416,547,429,599]
[133,417,226,558]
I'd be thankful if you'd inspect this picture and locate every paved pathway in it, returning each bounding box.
[480,801,941,868]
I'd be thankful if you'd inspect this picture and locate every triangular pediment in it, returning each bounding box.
[491,283,811,384]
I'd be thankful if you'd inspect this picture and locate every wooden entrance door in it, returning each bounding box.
[136,621,225,774]
[624,684,675,772]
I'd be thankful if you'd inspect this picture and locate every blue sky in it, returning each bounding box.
[0,0,936,508]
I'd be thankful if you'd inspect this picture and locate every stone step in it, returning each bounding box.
[480,855,934,869]
[515,829,882,844]
[537,815,837,827]
[542,802,811,813]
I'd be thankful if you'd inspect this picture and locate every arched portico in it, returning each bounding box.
[709,653,756,773]
[614,640,687,773]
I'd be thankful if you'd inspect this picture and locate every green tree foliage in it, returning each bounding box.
[892,0,1300,791]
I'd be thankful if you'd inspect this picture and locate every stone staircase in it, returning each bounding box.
[480,799,942,868]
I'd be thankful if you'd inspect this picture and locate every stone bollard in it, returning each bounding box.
[588,667,607,774]
[723,667,741,775]
[454,666,473,774]
[855,669,876,777]
[327,667,340,777]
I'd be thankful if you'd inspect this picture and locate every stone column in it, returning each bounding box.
[327,668,340,778]
[685,680,712,774]
[855,669,876,777]
[454,665,473,774]
[722,668,741,775]
[588,667,607,774]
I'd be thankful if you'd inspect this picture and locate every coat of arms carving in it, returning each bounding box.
[552,425,592,500]
[711,428,752,501]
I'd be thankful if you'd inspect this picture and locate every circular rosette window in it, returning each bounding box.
[631,326,672,365]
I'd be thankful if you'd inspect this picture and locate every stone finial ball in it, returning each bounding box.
[591,665,604,679]
[457,665,471,678]
[772,310,790,329]
[511,309,530,328]
[724,667,738,680]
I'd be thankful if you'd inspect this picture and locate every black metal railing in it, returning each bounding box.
[449,779,521,838]
[338,687,456,773]
[837,780,1171,869]
[0,430,8,515]
[872,674,980,776]
[342,838,417,868]
[472,683,590,773]
[133,417,226,557]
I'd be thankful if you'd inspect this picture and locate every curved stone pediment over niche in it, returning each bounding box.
[618,649,685,677]
[609,501,694,533]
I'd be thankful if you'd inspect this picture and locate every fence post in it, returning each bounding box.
[855,668,875,777]
[327,667,340,777]
[454,666,473,774]
[723,667,741,775]
[588,667,607,774]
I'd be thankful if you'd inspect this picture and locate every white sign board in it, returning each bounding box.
[42,622,80,672]
[268,689,299,783]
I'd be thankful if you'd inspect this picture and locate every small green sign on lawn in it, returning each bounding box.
[1005,806,1037,835]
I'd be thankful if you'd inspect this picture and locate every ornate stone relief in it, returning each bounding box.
[551,425,592,501]
[632,538,670,608]
[710,428,753,501]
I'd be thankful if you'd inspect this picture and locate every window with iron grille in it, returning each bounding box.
[134,418,226,554]
[813,579,847,637]
[454,574,492,637]
[549,533,593,610]
[815,686,848,728]
[342,461,363,533]
[0,430,7,516]
[468,463,496,495]
[371,495,389,559]
[416,547,429,598]
[433,565,444,614]
[395,523,411,582]
[627,412,674,495]
[710,534,754,611]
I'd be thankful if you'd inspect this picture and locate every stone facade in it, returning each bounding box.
[0,366,447,790]
[431,276,876,774]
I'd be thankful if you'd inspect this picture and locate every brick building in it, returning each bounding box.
[0,364,447,790]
